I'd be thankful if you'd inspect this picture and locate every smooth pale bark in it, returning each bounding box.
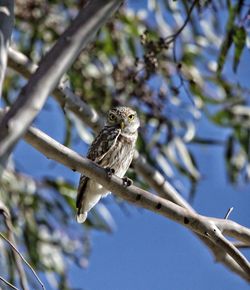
[0,0,122,168]
[0,0,14,98]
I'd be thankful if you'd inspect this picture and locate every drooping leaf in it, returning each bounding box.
[217,28,234,74]
[216,0,244,74]
[90,203,116,233]
[191,138,224,145]
[156,151,174,178]
[232,26,246,73]
[173,137,200,180]
[63,115,72,147]
[225,135,237,183]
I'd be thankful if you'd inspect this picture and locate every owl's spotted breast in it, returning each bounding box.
[87,126,120,162]
[98,132,137,177]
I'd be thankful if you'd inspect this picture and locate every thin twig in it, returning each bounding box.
[0,201,45,290]
[0,233,46,290]
[224,207,234,219]
[165,0,199,44]
[0,202,29,290]
[169,0,197,105]
[0,275,19,290]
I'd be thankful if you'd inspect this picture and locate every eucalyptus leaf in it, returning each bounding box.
[233,26,246,73]
[173,137,200,180]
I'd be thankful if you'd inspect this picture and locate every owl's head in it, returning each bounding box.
[106,106,140,134]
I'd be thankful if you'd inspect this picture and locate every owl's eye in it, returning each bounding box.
[128,114,135,121]
[109,113,116,121]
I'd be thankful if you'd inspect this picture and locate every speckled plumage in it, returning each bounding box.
[76,106,140,223]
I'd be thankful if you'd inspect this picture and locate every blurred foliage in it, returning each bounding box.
[1,0,250,288]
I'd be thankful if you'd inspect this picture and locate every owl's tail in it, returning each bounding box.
[76,192,103,223]
[76,210,88,223]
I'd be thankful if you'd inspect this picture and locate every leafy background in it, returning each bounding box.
[1,0,250,289]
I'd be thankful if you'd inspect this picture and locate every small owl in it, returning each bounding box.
[76,106,140,223]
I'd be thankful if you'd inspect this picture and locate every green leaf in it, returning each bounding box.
[217,28,234,74]
[234,126,250,156]
[233,26,246,73]
[211,110,233,127]
[216,0,244,74]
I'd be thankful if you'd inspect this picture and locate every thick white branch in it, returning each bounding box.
[212,218,250,244]
[0,0,122,165]
[10,122,249,279]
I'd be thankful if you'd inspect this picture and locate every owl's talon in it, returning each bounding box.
[106,167,115,178]
[122,176,133,187]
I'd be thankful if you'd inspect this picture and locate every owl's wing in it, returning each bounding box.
[86,126,121,163]
[76,174,88,209]
[76,126,120,210]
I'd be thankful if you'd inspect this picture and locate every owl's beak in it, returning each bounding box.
[120,121,125,130]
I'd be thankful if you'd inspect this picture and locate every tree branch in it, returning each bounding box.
[6,48,250,282]
[232,241,250,249]
[0,201,46,289]
[7,47,104,132]
[0,275,19,290]
[0,0,122,167]
[2,117,247,279]
[0,201,29,290]
[0,0,14,98]
[165,0,198,44]
[212,218,250,244]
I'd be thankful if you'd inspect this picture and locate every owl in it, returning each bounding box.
[76,106,140,223]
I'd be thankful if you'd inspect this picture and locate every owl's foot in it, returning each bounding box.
[106,167,115,178]
[122,176,133,187]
